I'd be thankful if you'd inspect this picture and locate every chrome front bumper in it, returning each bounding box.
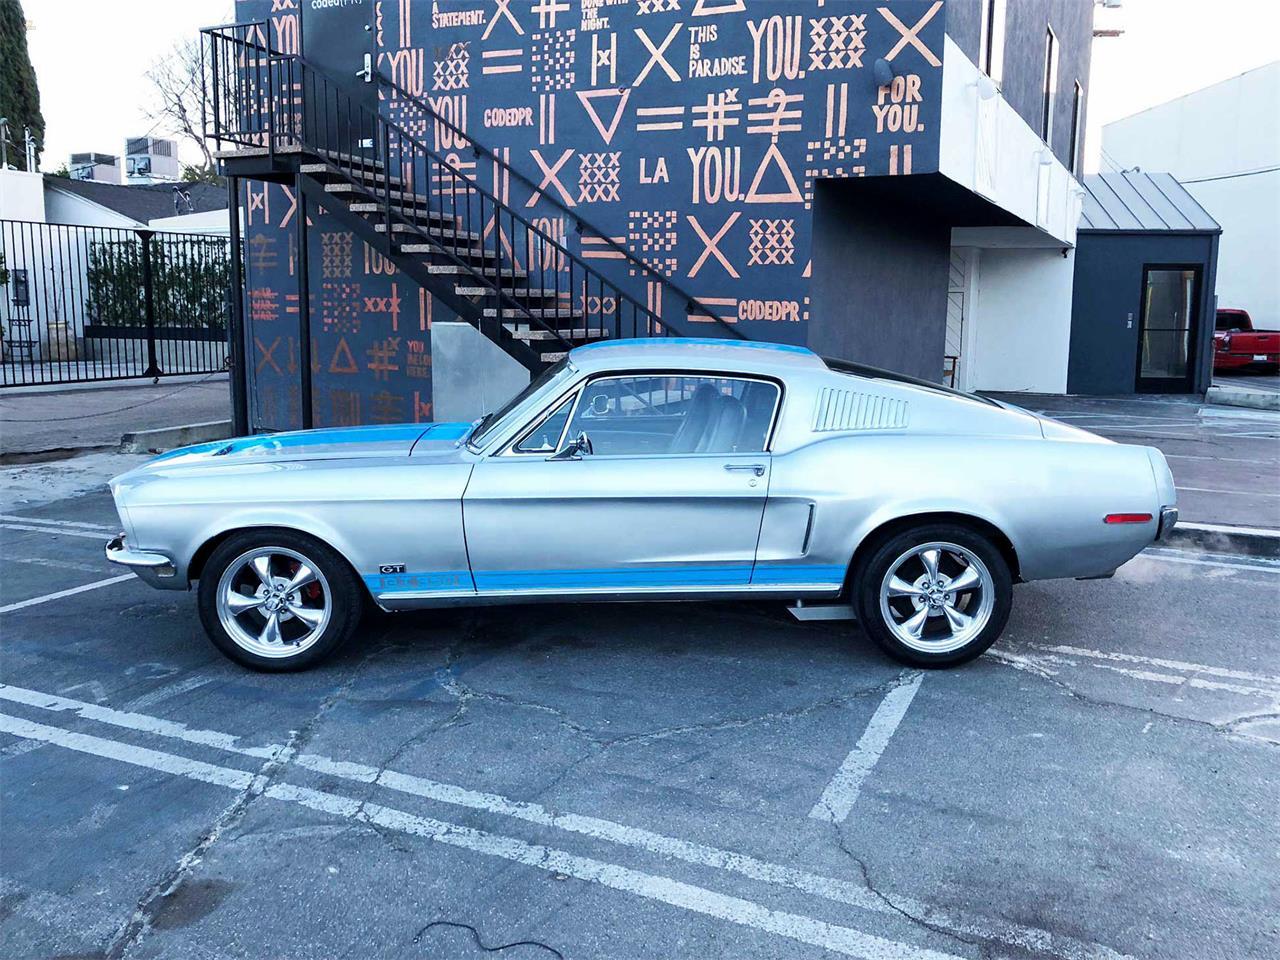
[1156,506,1179,542]
[106,534,177,586]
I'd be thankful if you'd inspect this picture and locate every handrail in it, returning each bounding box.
[200,21,746,349]
[371,69,741,336]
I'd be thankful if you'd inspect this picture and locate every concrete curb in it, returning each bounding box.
[1166,520,1280,560]
[119,420,233,455]
[1205,384,1280,411]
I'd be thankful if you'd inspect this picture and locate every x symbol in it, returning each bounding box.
[687,211,740,279]
[634,22,683,86]
[256,336,283,375]
[483,0,525,40]
[878,1,942,67]
[527,148,577,207]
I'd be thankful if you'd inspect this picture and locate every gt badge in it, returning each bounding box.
[378,563,406,575]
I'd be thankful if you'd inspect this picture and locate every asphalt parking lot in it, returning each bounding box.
[2,484,1278,960]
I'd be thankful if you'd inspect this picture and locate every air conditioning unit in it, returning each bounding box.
[125,136,180,183]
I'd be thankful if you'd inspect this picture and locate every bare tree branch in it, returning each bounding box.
[143,37,215,174]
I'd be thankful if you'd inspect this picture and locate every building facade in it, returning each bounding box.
[1101,61,1280,333]
[227,0,1093,432]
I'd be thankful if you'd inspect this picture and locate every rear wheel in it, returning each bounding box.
[853,523,1012,668]
[197,530,364,672]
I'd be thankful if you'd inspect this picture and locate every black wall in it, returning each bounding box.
[808,178,951,382]
[946,0,1094,171]
[1068,232,1220,395]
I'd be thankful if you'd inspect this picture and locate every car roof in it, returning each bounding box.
[568,338,827,375]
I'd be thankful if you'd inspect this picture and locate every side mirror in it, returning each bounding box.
[549,431,593,461]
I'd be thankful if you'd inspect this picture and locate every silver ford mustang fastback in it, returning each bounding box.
[107,339,1177,671]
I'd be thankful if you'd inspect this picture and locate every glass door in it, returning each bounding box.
[1136,266,1201,393]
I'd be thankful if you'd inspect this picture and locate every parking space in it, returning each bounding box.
[2,492,1278,960]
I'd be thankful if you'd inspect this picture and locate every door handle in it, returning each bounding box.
[356,53,373,83]
[724,463,766,477]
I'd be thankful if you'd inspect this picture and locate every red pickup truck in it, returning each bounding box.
[1214,309,1280,371]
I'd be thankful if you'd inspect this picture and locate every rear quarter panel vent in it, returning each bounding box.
[812,387,910,432]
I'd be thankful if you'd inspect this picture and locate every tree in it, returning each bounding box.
[144,37,216,176]
[0,0,44,171]
[181,163,224,186]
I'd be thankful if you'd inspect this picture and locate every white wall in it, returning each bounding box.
[149,209,232,235]
[43,186,139,227]
[430,321,529,423]
[0,169,47,221]
[1103,62,1280,330]
[938,37,1082,248]
[963,246,1075,394]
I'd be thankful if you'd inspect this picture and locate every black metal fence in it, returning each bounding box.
[0,220,232,387]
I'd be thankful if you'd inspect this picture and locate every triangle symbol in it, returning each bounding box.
[691,0,746,15]
[329,336,358,374]
[577,88,632,145]
[745,142,804,204]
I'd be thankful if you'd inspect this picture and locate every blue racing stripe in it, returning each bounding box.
[751,563,845,585]
[364,570,474,594]
[473,564,754,591]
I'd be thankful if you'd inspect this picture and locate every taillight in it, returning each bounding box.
[1104,513,1153,524]
[1221,333,1232,351]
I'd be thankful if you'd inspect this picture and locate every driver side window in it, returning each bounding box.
[564,374,778,456]
[512,395,574,453]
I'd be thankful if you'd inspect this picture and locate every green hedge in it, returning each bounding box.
[86,236,230,331]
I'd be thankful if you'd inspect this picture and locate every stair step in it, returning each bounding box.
[541,352,569,362]
[426,264,530,280]
[349,201,452,224]
[373,222,480,242]
[456,284,564,298]
[485,308,585,320]
[504,324,609,341]
[323,178,407,198]
[397,242,505,263]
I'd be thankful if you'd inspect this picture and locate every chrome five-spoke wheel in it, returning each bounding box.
[855,523,1011,667]
[215,546,332,659]
[878,542,994,654]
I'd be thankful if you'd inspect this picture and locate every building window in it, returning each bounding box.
[978,0,1006,84]
[1041,26,1059,144]
[1069,81,1084,175]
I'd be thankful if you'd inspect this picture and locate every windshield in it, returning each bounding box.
[468,358,575,449]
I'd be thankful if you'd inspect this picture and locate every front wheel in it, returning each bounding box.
[852,523,1012,668]
[197,530,365,672]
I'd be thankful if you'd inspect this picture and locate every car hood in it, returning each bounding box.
[128,422,473,472]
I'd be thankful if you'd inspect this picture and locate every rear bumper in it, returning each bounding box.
[1156,506,1179,542]
[106,534,180,588]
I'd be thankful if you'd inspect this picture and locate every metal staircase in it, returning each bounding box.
[201,23,744,374]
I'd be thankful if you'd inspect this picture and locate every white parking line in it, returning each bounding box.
[0,574,135,614]
[1135,551,1280,574]
[0,682,1127,960]
[809,672,924,824]
[1175,486,1280,498]
[0,514,118,532]
[1029,644,1280,690]
[0,523,113,540]
[0,711,965,960]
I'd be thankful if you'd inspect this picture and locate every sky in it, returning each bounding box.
[18,0,1280,175]
[23,0,234,171]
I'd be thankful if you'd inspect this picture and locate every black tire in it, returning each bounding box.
[196,529,365,672]
[852,522,1012,668]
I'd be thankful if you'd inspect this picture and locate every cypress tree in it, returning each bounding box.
[0,0,44,171]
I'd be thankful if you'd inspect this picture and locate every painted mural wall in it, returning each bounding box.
[233,0,946,430]
[396,0,944,340]
[237,0,450,432]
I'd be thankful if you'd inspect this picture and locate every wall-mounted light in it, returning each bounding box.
[973,75,999,101]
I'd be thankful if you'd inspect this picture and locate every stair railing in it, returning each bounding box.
[200,22,745,357]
